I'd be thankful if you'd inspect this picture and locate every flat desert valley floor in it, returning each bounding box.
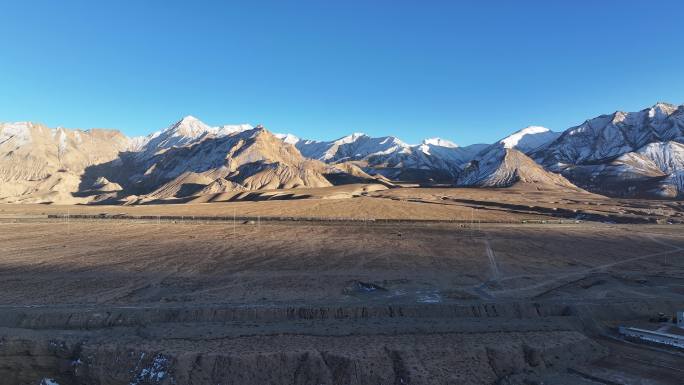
[1,188,684,384]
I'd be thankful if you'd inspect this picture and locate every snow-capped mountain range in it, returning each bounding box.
[1,102,683,204]
[531,102,684,197]
[275,132,489,182]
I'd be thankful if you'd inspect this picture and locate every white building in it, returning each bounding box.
[619,326,684,349]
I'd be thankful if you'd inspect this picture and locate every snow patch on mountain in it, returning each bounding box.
[422,138,458,148]
[274,133,300,144]
[527,103,684,198]
[137,116,253,156]
[536,103,684,167]
[0,122,33,146]
[127,135,152,152]
[499,126,560,153]
[54,128,68,156]
[168,115,211,138]
[635,141,684,174]
[292,131,489,181]
[339,132,368,144]
[215,123,254,137]
[296,133,410,162]
[457,147,576,189]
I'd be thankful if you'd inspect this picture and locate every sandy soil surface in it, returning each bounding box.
[1,215,684,384]
[1,221,683,306]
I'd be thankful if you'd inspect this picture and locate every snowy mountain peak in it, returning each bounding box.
[338,132,368,143]
[215,124,253,136]
[180,115,201,122]
[135,117,253,156]
[458,148,577,189]
[652,101,676,110]
[499,126,558,152]
[274,133,300,144]
[649,102,678,118]
[422,137,458,148]
[611,111,628,124]
[167,115,212,138]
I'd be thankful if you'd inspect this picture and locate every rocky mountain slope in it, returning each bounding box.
[282,103,684,197]
[532,102,684,198]
[0,122,131,203]
[103,119,387,203]
[0,118,375,204]
[457,148,578,190]
[455,126,571,189]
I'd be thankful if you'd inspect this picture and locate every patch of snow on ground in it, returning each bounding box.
[39,379,60,385]
[130,354,170,385]
[416,290,443,303]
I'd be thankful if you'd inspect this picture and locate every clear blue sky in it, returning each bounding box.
[1,0,682,145]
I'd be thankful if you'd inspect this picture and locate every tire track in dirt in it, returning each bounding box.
[484,238,501,280]
[496,239,684,296]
